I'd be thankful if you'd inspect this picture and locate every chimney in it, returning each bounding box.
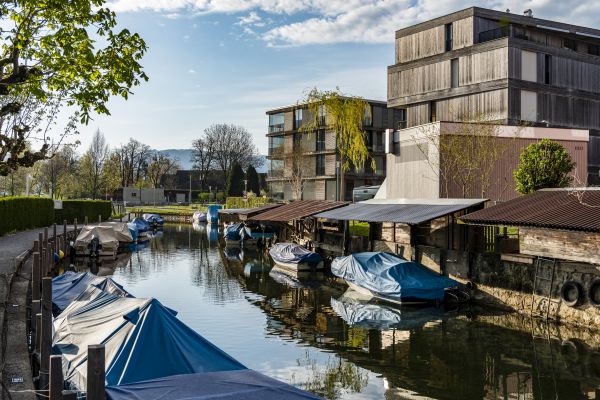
[523,9,533,17]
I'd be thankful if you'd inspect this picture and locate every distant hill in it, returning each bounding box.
[157,149,268,173]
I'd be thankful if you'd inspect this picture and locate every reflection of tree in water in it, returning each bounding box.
[295,350,368,400]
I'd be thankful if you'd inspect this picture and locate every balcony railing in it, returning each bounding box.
[268,123,285,134]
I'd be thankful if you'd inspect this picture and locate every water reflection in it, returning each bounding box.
[73,225,600,400]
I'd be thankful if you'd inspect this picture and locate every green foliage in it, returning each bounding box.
[54,200,111,223]
[0,197,54,236]
[514,139,576,194]
[300,87,373,172]
[225,197,271,209]
[215,192,225,201]
[246,165,260,194]
[349,221,369,237]
[226,162,245,196]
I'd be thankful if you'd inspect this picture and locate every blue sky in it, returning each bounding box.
[78,0,600,154]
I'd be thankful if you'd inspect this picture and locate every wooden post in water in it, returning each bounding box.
[63,220,68,253]
[62,391,77,400]
[35,313,42,354]
[32,252,41,302]
[38,232,44,250]
[53,223,57,242]
[44,227,48,246]
[39,277,53,389]
[128,212,131,222]
[98,214,101,224]
[50,355,64,400]
[87,344,106,400]
[33,240,39,254]
[30,300,40,351]
[85,216,88,226]
[74,218,78,236]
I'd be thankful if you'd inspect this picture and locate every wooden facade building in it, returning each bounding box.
[266,101,403,201]
[388,7,600,183]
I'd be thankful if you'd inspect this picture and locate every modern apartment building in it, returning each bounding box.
[266,101,403,201]
[387,7,600,183]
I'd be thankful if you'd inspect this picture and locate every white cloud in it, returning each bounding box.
[188,69,196,74]
[108,0,600,46]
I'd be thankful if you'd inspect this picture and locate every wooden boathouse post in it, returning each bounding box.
[39,277,53,389]
[50,355,64,400]
[87,344,106,400]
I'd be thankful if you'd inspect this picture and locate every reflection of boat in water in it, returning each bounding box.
[192,211,207,223]
[207,224,219,242]
[268,243,323,272]
[224,246,243,263]
[243,257,270,277]
[268,265,323,289]
[192,221,206,232]
[330,289,446,330]
[332,252,467,305]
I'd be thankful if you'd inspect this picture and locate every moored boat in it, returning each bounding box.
[143,213,164,228]
[74,226,120,258]
[193,211,207,223]
[131,217,151,240]
[331,252,467,305]
[268,243,323,271]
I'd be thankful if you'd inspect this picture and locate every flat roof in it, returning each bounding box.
[266,97,387,115]
[249,200,348,222]
[315,199,486,224]
[461,188,600,232]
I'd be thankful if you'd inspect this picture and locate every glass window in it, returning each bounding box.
[564,39,577,51]
[445,23,453,51]
[374,156,384,175]
[269,160,284,177]
[393,131,401,156]
[316,154,325,176]
[269,181,284,200]
[294,109,303,129]
[268,113,285,133]
[364,105,372,126]
[326,180,337,200]
[316,129,325,151]
[429,101,437,123]
[318,104,326,126]
[588,44,600,56]
[268,136,284,156]
[544,54,552,85]
[451,58,459,88]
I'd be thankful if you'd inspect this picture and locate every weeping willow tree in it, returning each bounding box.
[299,87,373,200]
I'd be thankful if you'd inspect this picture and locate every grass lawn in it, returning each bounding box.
[125,204,208,216]
[349,221,370,237]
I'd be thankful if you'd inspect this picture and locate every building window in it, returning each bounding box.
[429,101,437,123]
[268,113,285,133]
[268,135,284,156]
[364,105,373,126]
[316,154,325,176]
[564,39,577,51]
[451,58,459,88]
[520,90,538,122]
[589,44,600,56]
[318,104,326,126]
[316,129,325,151]
[294,109,303,129]
[445,23,453,51]
[373,131,383,152]
[392,131,401,156]
[544,54,552,85]
[396,109,407,130]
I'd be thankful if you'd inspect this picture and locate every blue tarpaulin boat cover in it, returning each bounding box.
[331,252,458,302]
[52,272,129,315]
[53,293,247,391]
[330,292,445,330]
[224,223,250,241]
[126,222,138,241]
[207,205,222,224]
[106,370,321,400]
[269,243,322,265]
[131,218,150,233]
[143,213,164,225]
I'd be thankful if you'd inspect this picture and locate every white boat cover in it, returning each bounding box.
[75,226,120,252]
[53,292,247,391]
[101,222,134,243]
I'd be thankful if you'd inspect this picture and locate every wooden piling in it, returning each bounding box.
[53,223,57,242]
[62,391,77,400]
[33,240,39,254]
[44,227,48,245]
[98,214,101,223]
[50,355,63,400]
[74,218,78,234]
[30,300,40,351]
[38,232,44,249]
[87,344,106,400]
[63,220,68,252]
[35,313,42,354]
[40,277,53,389]
[32,252,41,301]
[85,216,88,226]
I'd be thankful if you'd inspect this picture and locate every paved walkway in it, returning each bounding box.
[0,225,75,400]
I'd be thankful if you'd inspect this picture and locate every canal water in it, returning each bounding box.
[69,224,600,400]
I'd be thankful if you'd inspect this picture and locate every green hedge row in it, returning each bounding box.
[0,197,54,236]
[55,200,112,224]
[225,197,272,209]
[0,197,112,236]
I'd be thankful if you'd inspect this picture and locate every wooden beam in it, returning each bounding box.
[50,355,64,400]
[87,344,106,400]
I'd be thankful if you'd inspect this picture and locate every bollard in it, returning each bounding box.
[50,355,63,400]
[39,277,53,389]
[87,344,106,400]
[38,232,44,250]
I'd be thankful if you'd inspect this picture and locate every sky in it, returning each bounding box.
[76,0,600,154]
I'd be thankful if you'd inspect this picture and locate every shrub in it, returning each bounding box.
[0,197,54,236]
[225,196,272,209]
[55,200,112,224]
[215,192,225,201]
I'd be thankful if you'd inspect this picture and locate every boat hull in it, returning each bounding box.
[346,282,429,306]
[273,260,324,272]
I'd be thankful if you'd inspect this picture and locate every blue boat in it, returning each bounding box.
[126,222,138,242]
[207,205,222,224]
[331,252,464,304]
[131,217,151,240]
[143,213,164,227]
[269,243,323,271]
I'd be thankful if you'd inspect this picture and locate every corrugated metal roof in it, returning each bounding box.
[314,201,486,224]
[460,189,600,232]
[249,200,348,222]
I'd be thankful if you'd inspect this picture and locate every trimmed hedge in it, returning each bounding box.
[55,200,112,224]
[225,197,272,209]
[0,197,54,236]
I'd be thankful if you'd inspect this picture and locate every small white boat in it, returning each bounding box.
[193,211,207,223]
[268,243,323,272]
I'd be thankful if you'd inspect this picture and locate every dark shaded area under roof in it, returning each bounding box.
[314,201,485,225]
[219,204,282,219]
[460,189,600,232]
[249,200,348,222]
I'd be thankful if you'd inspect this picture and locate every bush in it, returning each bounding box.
[198,192,210,202]
[55,200,112,224]
[225,196,272,209]
[0,197,54,236]
[215,192,225,201]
